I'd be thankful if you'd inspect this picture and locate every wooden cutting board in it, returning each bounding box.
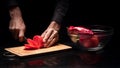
[5,44,72,57]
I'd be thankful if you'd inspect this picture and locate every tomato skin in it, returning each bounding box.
[68,26,93,35]
[27,38,38,47]
[24,35,44,50]
[33,35,44,48]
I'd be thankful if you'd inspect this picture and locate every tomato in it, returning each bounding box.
[68,26,93,35]
[24,38,39,50]
[80,35,99,48]
[68,26,99,48]
[27,38,38,47]
[24,35,44,50]
[24,44,39,50]
[33,35,44,48]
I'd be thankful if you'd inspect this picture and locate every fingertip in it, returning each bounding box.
[19,30,25,41]
[19,31,24,37]
[43,38,47,43]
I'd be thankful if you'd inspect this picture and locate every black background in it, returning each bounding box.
[0,0,119,50]
[61,0,119,51]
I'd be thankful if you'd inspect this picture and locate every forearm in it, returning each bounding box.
[52,0,69,24]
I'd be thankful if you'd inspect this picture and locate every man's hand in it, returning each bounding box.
[9,7,26,42]
[41,21,60,47]
[9,18,26,42]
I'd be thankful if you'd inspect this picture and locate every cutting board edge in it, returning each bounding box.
[4,44,72,57]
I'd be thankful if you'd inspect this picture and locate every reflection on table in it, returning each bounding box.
[0,44,120,68]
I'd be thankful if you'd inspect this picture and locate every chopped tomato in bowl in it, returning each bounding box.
[67,25,113,51]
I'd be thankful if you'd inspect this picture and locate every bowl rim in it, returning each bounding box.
[66,25,114,51]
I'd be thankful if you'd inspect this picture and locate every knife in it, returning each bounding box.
[23,36,27,43]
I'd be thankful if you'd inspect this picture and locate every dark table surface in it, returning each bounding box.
[0,40,120,68]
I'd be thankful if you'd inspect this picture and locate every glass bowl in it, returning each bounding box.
[67,25,114,51]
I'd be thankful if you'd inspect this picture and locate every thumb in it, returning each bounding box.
[19,30,25,42]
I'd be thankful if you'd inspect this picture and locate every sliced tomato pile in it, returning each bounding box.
[79,35,99,48]
[68,26,99,48]
[24,35,44,50]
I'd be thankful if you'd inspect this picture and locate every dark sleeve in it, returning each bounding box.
[7,0,18,9]
[51,0,69,24]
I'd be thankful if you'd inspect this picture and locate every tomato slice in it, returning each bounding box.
[24,35,44,50]
[27,38,38,46]
[33,35,43,48]
[24,43,39,50]
[24,38,39,50]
